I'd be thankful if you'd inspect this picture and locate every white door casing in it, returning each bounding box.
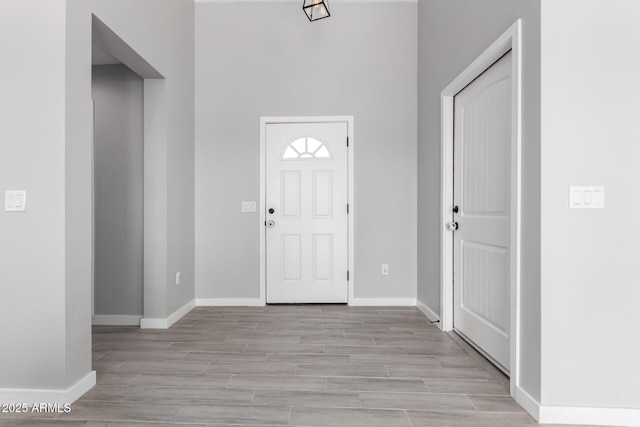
[453,51,512,371]
[440,21,521,396]
[265,122,349,303]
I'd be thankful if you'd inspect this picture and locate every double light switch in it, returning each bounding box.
[5,190,26,212]
[241,201,257,212]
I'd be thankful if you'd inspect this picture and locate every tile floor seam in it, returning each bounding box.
[224,374,234,388]
[403,409,416,427]
[110,360,126,372]
[125,373,141,386]
[464,393,479,411]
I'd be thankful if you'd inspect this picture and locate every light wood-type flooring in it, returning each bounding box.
[0,306,579,426]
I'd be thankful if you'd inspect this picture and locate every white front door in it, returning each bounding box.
[266,122,348,303]
[453,51,512,372]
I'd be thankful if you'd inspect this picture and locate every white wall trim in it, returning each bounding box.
[196,298,264,307]
[140,318,168,329]
[197,297,416,307]
[416,299,440,323]
[440,20,522,398]
[65,372,97,404]
[515,385,640,427]
[539,405,640,427]
[140,299,195,329]
[259,116,355,306]
[0,371,96,405]
[92,315,142,326]
[515,385,540,421]
[349,298,415,307]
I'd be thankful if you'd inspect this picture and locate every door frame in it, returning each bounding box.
[92,15,167,327]
[439,20,522,395]
[259,116,355,305]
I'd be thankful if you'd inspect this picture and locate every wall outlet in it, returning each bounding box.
[176,272,182,285]
[381,264,389,275]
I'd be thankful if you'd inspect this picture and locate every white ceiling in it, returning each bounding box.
[195,0,416,2]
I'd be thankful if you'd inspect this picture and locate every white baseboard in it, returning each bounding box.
[515,385,540,421]
[66,371,97,403]
[348,298,416,307]
[0,371,96,405]
[92,315,142,326]
[196,298,264,306]
[416,299,440,322]
[539,404,640,427]
[140,299,195,329]
[196,298,416,307]
[515,385,640,427]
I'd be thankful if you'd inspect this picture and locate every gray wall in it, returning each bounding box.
[0,0,69,390]
[0,0,194,395]
[416,0,542,400]
[195,2,418,301]
[540,0,640,408]
[92,64,144,317]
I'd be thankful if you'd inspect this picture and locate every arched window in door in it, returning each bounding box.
[281,136,332,160]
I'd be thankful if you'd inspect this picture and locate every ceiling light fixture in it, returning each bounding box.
[303,0,330,22]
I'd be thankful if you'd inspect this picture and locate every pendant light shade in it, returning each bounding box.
[303,0,330,22]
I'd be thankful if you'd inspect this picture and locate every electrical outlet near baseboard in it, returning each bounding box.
[176,272,182,285]
[381,264,389,275]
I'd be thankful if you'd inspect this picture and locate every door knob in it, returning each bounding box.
[453,206,459,214]
[446,222,458,231]
[267,220,275,228]
[268,208,275,214]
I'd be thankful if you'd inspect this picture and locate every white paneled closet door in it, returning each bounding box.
[453,51,512,372]
[266,122,348,303]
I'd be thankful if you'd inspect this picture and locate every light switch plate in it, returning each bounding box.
[5,190,26,212]
[569,186,604,209]
[381,264,389,275]
[242,201,257,212]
